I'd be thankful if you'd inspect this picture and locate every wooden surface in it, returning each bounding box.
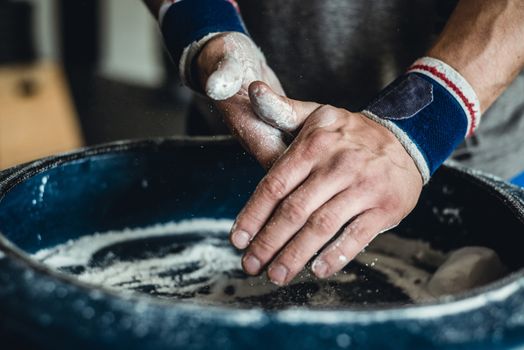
[0,62,83,169]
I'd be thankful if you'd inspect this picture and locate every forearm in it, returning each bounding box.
[428,0,524,112]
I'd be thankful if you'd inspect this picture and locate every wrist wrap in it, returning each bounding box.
[159,0,247,86]
[362,57,481,183]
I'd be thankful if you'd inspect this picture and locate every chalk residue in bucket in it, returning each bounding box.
[33,218,507,309]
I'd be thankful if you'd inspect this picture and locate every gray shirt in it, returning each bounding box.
[233,0,524,179]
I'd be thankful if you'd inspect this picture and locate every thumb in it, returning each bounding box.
[248,81,321,133]
[205,55,244,100]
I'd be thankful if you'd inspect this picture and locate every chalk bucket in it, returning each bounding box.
[0,137,523,349]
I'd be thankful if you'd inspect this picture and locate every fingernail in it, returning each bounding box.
[269,264,288,286]
[232,230,251,249]
[243,254,261,274]
[312,258,330,278]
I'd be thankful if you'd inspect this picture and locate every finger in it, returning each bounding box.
[262,65,286,96]
[311,208,393,279]
[206,56,244,100]
[242,167,351,277]
[230,146,314,251]
[265,187,370,285]
[248,81,321,133]
[216,97,287,168]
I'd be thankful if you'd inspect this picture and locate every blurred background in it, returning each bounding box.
[0,0,190,169]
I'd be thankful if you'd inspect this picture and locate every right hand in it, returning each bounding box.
[232,81,423,285]
[195,32,288,168]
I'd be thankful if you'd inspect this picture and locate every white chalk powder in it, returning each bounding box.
[250,84,298,132]
[206,33,266,101]
[33,218,507,309]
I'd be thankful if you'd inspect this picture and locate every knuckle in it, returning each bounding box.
[346,148,368,164]
[332,151,355,172]
[328,244,347,262]
[308,210,340,234]
[251,235,278,258]
[305,104,333,123]
[260,174,288,200]
[280,199,308,224]
[318,105,337,115]
[310,130,331,149]
[277,248,303,271]
[350,225,375,246]
[382,199,397,212]
[351,173,380,195]
[302,130,331,158]
[356,177,376,194]
[375,189,397,210]
[312,105,337,121]
[239,208,266,227]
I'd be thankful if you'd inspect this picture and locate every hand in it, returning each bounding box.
[196,32,287,168]
[230,81,424,285]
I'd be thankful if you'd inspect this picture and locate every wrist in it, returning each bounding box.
[361,57,481,184]
[159,0,247,88]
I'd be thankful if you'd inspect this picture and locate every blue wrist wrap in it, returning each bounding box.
[362,57,481,183]
[160,0,247,65]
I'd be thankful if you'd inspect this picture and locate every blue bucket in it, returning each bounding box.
[1,137,524,349]
[512,172,524,187]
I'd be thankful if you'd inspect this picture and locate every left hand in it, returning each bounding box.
[230,81,423,285]
[195,32,294,169]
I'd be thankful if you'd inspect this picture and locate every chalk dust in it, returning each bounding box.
[33,218,507,309]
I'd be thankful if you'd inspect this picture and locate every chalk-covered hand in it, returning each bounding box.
[230,81,423,285]
[196,32,287,168]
